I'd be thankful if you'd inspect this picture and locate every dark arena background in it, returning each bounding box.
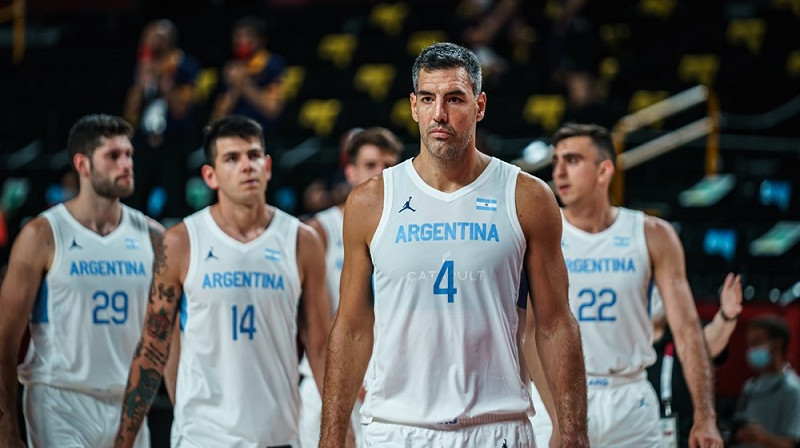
[1,0,799,446]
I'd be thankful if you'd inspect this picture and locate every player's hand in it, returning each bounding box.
[719,273,742,321]
[688,417,723,448]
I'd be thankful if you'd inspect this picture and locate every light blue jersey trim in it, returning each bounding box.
[31,280,49,323]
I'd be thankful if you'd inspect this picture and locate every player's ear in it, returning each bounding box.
[476,92,486,122]
[597,159,615,183]
[201,164,218,190]
[73,153,91,177]
[410,93,419,123]
[264,154,272,182]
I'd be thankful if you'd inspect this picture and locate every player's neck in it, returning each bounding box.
[64,192,123,236]
[211,200,273,243]
[563,199,617,234]
[413,147,490,193]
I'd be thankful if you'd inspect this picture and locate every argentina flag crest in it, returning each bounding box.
[475,197,497,211]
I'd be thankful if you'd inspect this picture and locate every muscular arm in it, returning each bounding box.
[703,273,742,358]
[297,222,332,394]
[115,224,187,448]
[647,217,722,448]
[0,219,52,446]
[517,173,588,446]
[319,178,380,447]
[523,305,561,448]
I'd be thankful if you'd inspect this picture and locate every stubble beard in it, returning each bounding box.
[90,169,134,199]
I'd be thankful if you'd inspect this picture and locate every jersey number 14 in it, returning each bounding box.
[231,304,256,340]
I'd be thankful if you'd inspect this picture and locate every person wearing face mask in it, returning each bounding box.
[211,16,287,135]
[730,314,800,448]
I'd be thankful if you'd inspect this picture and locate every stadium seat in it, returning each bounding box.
[677,54,719,86]
[726,18,766,55]
[637,0,677,19]
[317,33,357,69]
[282,66,306,102]
[522,95,565,134]
[297,99,342,138]
[353,64,396,102]
[406,30,448,58]
[369,2,409,37]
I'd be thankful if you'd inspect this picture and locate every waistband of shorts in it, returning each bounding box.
[372,412,530,430]
[586,370,646,388]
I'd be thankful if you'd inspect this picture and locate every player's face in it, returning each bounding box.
[346,144,399,186]
[89,135,135,199]
[410,67,485,162]
[551,136,607,207]
[205,136,271,204]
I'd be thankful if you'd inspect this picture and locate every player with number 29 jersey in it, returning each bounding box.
[365,157,531,425]
[18,203,153,395]
[172,207,302,447]
[561,207,655,376]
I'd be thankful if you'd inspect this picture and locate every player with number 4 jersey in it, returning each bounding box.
[320,43,588,448]
[0,115,158,448]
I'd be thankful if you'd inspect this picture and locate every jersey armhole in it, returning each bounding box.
[369,169,393,256]
[506,168,526,258]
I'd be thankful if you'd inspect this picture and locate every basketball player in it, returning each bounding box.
[298,127,403,448]
[0,114,158,447]
[550,122,722,448]
[319,42,589,447]
[114,116,331,448]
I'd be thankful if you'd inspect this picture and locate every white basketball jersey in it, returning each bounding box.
[364,157,531,425]
[316,205,344,313]
[561,207,655,375]
[172,207,302,447]
[299,206,342,379]
[18,204,153,396]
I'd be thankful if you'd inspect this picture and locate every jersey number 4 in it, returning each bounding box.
[434,260,458,303]
[577,288,617,321]
[231,304,256,340]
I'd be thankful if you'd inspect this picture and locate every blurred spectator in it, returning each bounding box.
[454,0,535,87]
[211,16,287,135]
[124,19,201,218]
[730,315,800,448]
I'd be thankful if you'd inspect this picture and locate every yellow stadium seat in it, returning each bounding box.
[298,99,342,137]
[628,90,669,128]
[629,90,669,112]
[391,98,417,136]
[678,54,720,86]
[599,57,620,82]
[522,95,565,133]
[194,68,218,103]
[282,66,306,102]
[638,0,677,19]
[726,18,766,54]
[318,34,357,69]
[370,2,409,37]
[353,64,396,102]
[599,24,631,48]
[788,51,800,78]
[407,31,448,57]
[771,0,800,17]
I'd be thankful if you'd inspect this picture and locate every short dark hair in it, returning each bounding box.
[233,16,267,41]
[202,115,265,164]
[749,314,791,355]
[552,122,616,165]
[412,42,482,96]
[67,114,133,159]
[346,127,404,164]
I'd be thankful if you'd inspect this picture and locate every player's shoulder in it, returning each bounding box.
[515,171,555,200]
[643,213,678,239]
[161,221,190,252]
[346,174,384,212]
[17,215,55,248]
